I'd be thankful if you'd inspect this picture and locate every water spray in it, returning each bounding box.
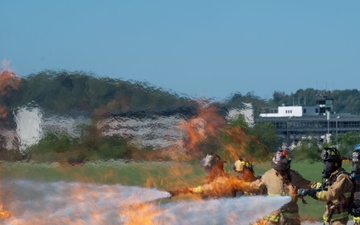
[0,179,291,225]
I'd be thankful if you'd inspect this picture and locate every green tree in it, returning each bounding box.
[251,122,280,155]
[14,70,194,115]
[271,91,287,106]
[336,131,360,158]
[293,138,320,163]
[222,92,268,117]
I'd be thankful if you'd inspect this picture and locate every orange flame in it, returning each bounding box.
[0,203,10,220]
[0,59,21,119]
[178,100,226,153]
[120,203,167,225]
[221,126,249,162]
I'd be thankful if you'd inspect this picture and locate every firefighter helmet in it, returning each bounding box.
[272,149,291,172]
[234,158,253,172]
[321,147,342,178]
[353,144,360,162]
[201,153,225,172]
[321,147,342,162]
[354,144,360,152]
[352,144,360,173]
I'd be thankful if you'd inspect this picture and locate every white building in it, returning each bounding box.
[259,105,320,117]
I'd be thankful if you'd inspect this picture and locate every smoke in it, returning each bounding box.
[0,179,291,225]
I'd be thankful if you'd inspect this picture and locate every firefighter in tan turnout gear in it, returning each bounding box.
[351,144,360,225]
[168,153,247,198]
[299,147,353,225]
[246,149,319,225]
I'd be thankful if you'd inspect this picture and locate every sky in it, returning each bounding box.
[1,1,359,101]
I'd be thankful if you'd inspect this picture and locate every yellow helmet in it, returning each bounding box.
[234,158,253,172]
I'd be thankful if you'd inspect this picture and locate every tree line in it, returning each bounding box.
[1,70,360,122]
[1,69,360,163]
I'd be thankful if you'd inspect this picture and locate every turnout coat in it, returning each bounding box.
[247,168,318,224]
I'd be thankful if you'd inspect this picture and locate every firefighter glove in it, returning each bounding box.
[307,188,318,199]
[297,188,309,197]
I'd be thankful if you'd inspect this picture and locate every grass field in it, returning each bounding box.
[0,160,354,222]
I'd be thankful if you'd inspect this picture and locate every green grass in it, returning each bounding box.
[0,160,206,189]
[0,160,354,222]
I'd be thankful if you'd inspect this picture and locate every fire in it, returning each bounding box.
[176,99,253,163]
[0,203,10,220]
[120,203,167,225]
[222,126,252,162]
[0,160,293,225]
[0,187,10,221]
[178,100,226,153]
[0,64,286,224]
[0,59,21,119]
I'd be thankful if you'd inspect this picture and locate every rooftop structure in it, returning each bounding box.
[255,95,360,144]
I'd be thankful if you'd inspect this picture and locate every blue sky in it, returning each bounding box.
[1,1,359,101]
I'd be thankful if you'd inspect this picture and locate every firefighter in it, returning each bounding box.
[350,144,360,225]
[245,149,319,225]
[233,157,246,173]
[232,157,266,196]
[300,147,353,225]
[202,152,229,183]
[233,157,257,182]
[168,153,246,198]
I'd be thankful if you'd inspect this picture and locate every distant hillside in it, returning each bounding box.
[1,70,360,128]
[0,70,197,126]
